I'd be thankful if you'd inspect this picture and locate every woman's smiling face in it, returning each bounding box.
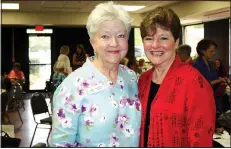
[143,27,179,67]
[90,19,128,65]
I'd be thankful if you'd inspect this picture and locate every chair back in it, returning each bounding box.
[8,83,23,102]
[2,77,12,91]
[14,84,23,100]
[30,92,49,115]
[1,131,21,147]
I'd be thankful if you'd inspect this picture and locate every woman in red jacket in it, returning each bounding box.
[138,7,216,147]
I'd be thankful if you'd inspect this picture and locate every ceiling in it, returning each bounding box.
[2,1,229,25]
[2,1,179,13]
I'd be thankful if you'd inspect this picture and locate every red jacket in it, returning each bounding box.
[138,56,216,147]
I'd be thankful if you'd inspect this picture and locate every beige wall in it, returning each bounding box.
[2,11,143,26]
[166,1,230,18]
[2,1,229,26]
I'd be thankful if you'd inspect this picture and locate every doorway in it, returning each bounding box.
[28,35,51,90]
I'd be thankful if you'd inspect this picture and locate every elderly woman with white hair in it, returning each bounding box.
[50,1,141,147]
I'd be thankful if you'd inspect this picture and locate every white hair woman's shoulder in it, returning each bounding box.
[86,1,133,39]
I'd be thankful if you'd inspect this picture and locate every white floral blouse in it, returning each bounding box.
[50,57,142,147]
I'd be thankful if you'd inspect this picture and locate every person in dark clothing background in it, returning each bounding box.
[193,39,229,113]
[193,39,228,89]
[72,44,88,70]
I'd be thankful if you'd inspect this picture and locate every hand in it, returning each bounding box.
[219,77,227,83]
[224,77,230,83]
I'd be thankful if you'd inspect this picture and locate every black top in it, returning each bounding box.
[144,81,160,147]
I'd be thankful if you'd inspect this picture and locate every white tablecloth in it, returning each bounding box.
[213,130,230,147]
[1,125,15,138]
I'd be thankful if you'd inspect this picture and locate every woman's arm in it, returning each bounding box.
[210,77,227,86]
[51,82,82,147]
[186,74,216,147]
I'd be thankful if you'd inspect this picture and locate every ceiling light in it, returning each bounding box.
[2,3,19,10]
[117,5,145,12]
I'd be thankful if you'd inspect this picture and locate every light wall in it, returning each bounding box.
[2,11,143,27]
[166,1,230,18]
[2,1,230,26]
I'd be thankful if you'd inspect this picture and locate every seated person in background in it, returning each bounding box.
[72,44,88,70]
[177,44,193,64]
[215,59,228,78]
[8,63,25,84]
[138,59,146,73]
[52,54,72,89]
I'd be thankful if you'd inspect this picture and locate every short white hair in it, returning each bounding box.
[86,1,132,39]
[54,54,70,72]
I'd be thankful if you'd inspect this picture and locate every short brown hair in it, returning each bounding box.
[13,62,21,69]
[140,7,181,41]
[177,44,191,57]
[60,45,70,55]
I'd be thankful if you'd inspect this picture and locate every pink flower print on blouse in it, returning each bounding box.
[110,100,118,108]
[99,115,106,123]
[89,73,95,79]
[81,104,88,113]
[58,86,68,97]
[120,65,127,71]
[57,142,77,147]
[108,93,115,100]
[98,143,106,147]
[57,108,65,119]
[115,115,129,132]
[135,101,141,111]
[69,103,81,114]
[64,93,72,105]
[84,116,94,126]
[76,87,86,96]
[81,80,90,88]
[109,132,120,147]
[119,96,127,108]
[108,93,118,108]
[117,77,124,91]
[106,81,114,89]
[86,138,90,143]
[122,124,134,138]
[60,117,72,128]
[84,116,94,131]
[127,98,135,108]
[74,77,84,87]
[89,104,98,116]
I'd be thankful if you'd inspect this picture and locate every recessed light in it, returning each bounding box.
[2,3,19,10]
[117,5,145,12]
